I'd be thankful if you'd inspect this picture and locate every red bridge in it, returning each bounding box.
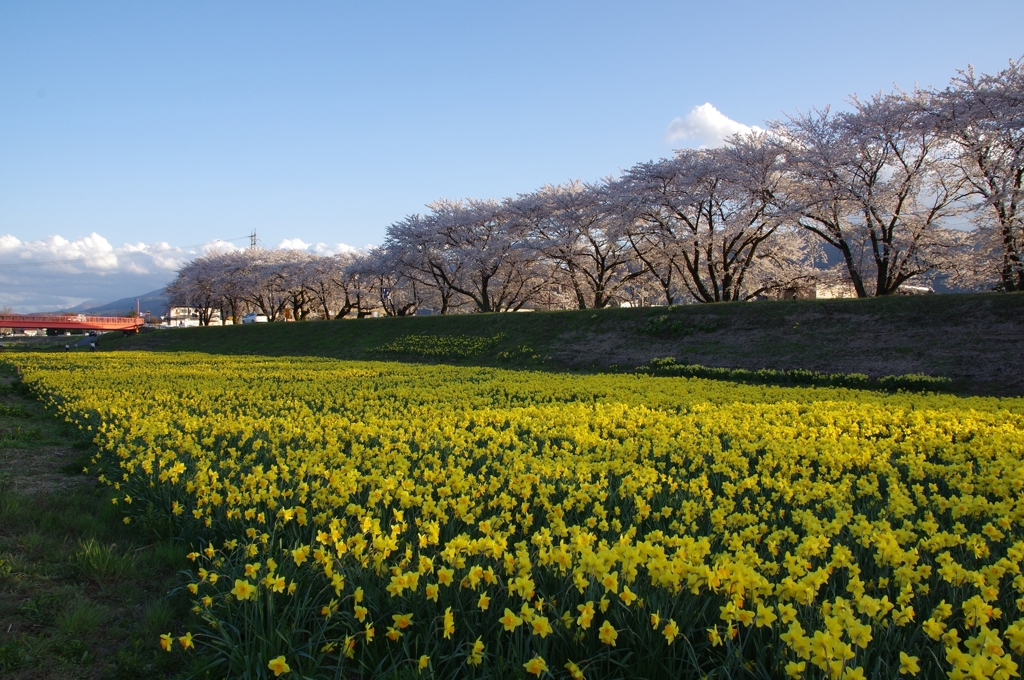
[0,313,144,333]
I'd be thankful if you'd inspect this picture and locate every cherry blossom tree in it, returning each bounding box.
[166,254,223,325]
[298,253,354,320]
[384,199,544,313]
[617,134,799,303]
[164,57,1022,314]
[382,214,468,315]
[356,247,425,317]
[211,250,257,324]
[511,181,642,309]
[234,250,307,321]
[775,91,967,297]
[932,57,1024,291]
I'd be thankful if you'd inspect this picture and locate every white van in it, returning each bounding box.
[241,313,269,324]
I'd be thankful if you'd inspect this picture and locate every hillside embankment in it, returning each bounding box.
[101,292,1024,396]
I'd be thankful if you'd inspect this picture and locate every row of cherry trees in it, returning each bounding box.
[168,58,1023,322]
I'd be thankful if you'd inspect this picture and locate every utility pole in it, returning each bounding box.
[249,230,258,249]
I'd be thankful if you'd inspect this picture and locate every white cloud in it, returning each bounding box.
[276,238,357,256]
[0,233,191,275]
[2,233,118,271]
[276,238,311,251]
[198,239,243,256]
[0,232,362,312]
[318,242,358,256]
[0,232,195,312]
[666,103,763,148]
[119,241,188,269]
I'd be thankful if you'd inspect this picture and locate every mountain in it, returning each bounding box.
[63,299,103,313]
[74,288,170,317]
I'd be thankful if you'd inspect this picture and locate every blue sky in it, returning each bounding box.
[2,0,1023,311]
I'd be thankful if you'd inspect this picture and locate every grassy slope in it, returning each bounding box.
[99,292,1024,396]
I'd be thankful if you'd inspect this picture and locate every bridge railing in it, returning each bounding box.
[0,314,144,326]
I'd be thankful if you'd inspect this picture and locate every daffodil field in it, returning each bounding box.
[6,352,1024,680]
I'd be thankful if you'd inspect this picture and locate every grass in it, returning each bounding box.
[57,599,108,638]
[0,364,210,679]
[87,291,1024,396]
[69,538,139,582]
[635,356,954,391]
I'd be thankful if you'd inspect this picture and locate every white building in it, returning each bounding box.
[165,307,229,327]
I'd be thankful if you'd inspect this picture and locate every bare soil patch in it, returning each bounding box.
[553,295,1024,395]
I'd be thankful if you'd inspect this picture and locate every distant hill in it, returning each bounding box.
[62,299,103,313]
[74,289,169,317]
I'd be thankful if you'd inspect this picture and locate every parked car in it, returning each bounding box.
[241,313,269,324]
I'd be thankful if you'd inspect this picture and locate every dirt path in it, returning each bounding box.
[0,372,93,496]
[0,366,191,680]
